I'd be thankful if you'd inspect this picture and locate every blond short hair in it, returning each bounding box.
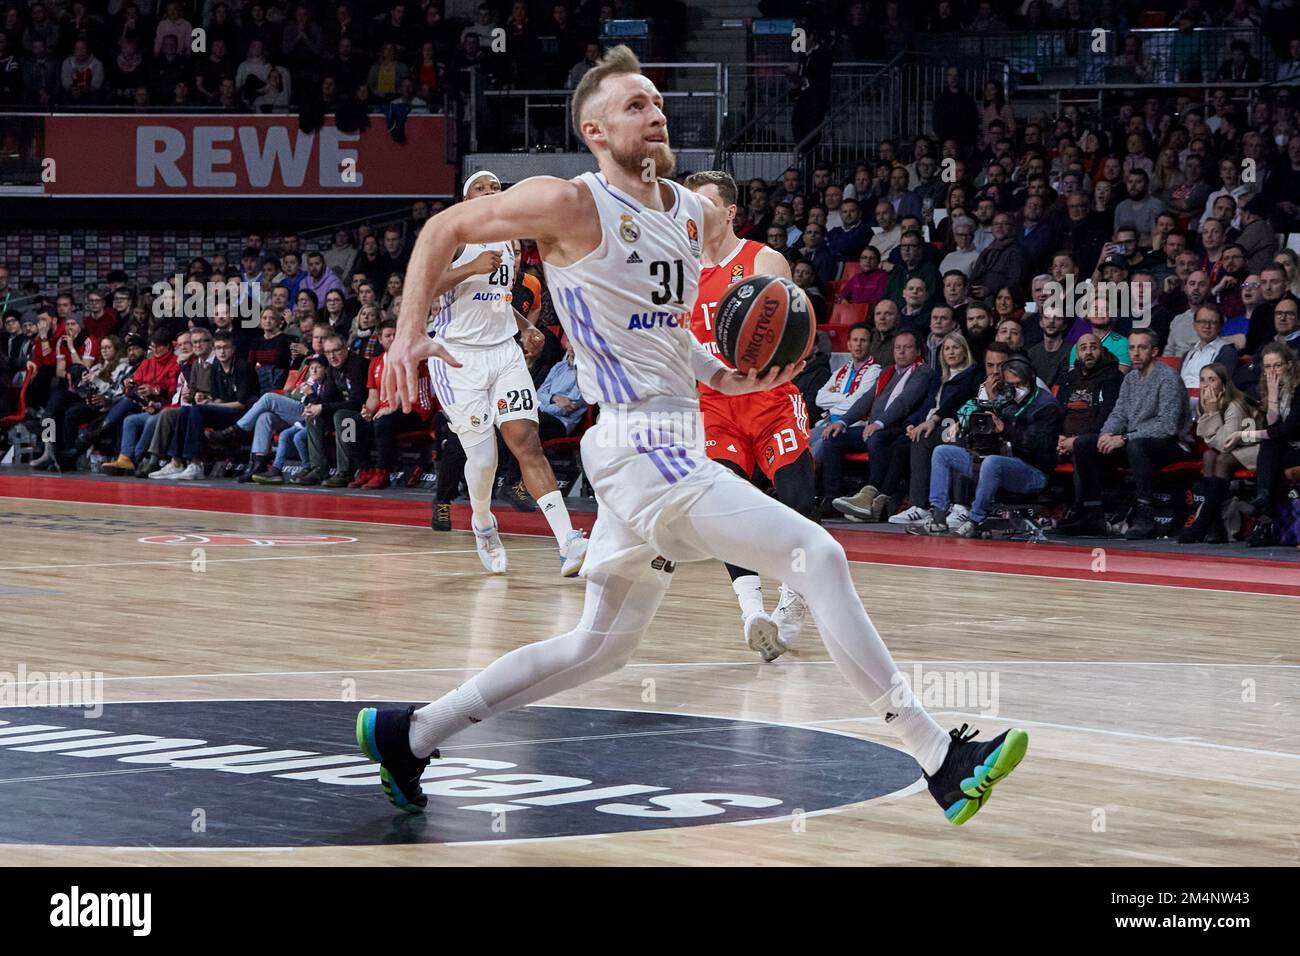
[571,45,643,140]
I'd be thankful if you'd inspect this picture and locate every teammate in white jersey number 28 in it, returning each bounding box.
[367,46,1029,828]
[426,170,588,578]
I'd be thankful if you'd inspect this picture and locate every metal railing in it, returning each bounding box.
[786,55,905,179]
[899,54,1013,150]
[913,28,1280,87]
[467,63,725,153]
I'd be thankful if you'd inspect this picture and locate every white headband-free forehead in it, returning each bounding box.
[463,170,500,197]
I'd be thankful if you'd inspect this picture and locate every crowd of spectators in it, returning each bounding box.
[720,10,1299,545]
[0,202,584,504]
[0,0,651,111]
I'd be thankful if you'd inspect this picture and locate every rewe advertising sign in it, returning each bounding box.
[43,114,452,197]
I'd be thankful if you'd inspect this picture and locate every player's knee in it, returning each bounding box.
[565,627,639,675]
[788,525,845,581]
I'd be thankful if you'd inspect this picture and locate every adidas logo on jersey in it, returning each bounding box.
[625,251,643,264]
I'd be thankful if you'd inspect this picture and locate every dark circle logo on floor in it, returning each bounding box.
[0,700,920,848]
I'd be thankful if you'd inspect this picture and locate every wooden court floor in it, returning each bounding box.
[0,492,1296,866]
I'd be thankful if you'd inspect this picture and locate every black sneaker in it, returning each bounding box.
[1246,515,1277,548]
[1054,506,1108,537]
[1124,508,1158,540]
[924,723,1030,826]
[290,468,324,486]
[500,479,536,512]
[355,705,438,813]
[432,501,452,531]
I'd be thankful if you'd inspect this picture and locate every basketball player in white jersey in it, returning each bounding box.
[359,47,1028,826]
[428,170,588,577]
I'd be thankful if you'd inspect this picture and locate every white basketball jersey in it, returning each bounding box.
[542,172,705,405]
[430,240,516,348]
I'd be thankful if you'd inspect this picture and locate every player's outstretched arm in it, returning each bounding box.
[384,176,583,412]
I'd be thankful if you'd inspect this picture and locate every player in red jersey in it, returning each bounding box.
[685,170,815,662]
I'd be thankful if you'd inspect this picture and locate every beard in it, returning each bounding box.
[610,139,676,181]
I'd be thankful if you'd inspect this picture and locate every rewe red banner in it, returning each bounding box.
[44,114,453,197]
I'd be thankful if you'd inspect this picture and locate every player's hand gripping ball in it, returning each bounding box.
[712,275,816,375]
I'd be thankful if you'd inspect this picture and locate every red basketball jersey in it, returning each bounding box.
[692,238,765,397]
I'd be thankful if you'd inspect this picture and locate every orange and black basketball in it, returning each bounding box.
[713,275,816,375]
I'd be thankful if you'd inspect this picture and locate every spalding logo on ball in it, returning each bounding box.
[713,275,816,375]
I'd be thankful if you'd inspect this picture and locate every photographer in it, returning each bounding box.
[918,356,1062,537]
[1057,329,1193,539]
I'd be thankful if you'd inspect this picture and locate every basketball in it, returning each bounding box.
[712,275,816,375]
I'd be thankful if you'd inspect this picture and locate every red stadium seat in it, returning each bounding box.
[844,452,870,463]
[823,326,850,351]
[827,301,871,328]
[0,372,33,431]
[838,261,863,286]
[1156,355,1181,370]
[543,405,596,458]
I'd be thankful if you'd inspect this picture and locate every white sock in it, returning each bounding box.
[536,490,574,545]
[732,574,765,620]
[410,682,490,758]
[870,680,951,776]
[463,437,497,529]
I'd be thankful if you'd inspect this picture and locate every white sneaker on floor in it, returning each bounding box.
[888,505,932,525]
[772,584,807,650]
[559,529,588,578]
[744,611,788,663]
[149,461,182,479]
[174,462,204,480]
[946,505,970,530]
[473,515,508,574]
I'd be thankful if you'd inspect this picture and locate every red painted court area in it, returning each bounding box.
[2,474,1298,597]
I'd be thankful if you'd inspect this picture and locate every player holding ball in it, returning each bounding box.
[685,171,817,662]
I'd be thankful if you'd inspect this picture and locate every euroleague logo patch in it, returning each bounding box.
[138,533,357,547]
[497,398,509,412]
[731,263,746,281]
[0,700,919,847]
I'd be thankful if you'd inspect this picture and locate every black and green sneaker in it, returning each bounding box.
[924,723,1029,826]
[355,705,439,814]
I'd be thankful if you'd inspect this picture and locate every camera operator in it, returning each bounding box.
[917,356,1062,537]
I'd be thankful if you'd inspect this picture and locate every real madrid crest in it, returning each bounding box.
[619,214,640,243]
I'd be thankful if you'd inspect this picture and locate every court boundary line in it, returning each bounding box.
[3,489,1298,597]
[2,658,1294,688]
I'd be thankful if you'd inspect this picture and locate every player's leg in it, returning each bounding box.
[700,398,782,657]
[460,426,507,572]
[709,456,785,659]
[357,565,670,811]
[750,393,817,653]
[767,450,816,651]
[494,349,587,575]
[670,475,1029,824]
